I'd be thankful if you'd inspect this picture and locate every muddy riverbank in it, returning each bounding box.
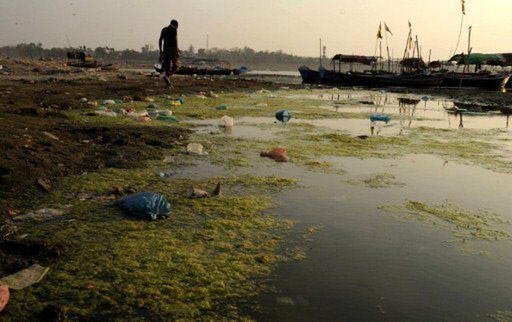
[2,58,512,321]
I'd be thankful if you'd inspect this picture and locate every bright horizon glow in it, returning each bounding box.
[0,0,511,60]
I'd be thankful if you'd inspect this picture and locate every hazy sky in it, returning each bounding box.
[0,0,511,59]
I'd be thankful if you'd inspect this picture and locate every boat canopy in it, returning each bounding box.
[449,53,509,66]
[400,58,426,69]
[331,54,378,65]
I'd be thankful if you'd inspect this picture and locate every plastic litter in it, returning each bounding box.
[422,96,431,101]
[0,264,50,290]
[13,208,64,222]
[103,99,116,106]
[95,110,118,117]
[220,116,234,127]
[147,103,158,109]
[257,103,268,108]
[137,116,151,123]
[370,113,392,123]
[187,143,207,155]
[207,91,219,98]
[260,147,287,162]
[276,110,292,123]
[97,105,108,111]
[215,105,228,111]
[115,192,171,221]
[190,188,211,199]
[157,115,179,122]
[170,101,182,107]
[159,110,173,116]
[174,98,185,104]
[0,285,8,312]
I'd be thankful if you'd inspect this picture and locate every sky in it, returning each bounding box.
[0,0,511,59]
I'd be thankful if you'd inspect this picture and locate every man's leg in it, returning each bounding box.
[162,50,172,86]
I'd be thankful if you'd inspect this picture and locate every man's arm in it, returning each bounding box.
[158,30,164,61]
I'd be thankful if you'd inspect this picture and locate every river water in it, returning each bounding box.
[184,89,512,321]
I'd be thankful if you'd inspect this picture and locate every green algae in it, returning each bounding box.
[2,166,299,321]
[491,311,512,322]
[347,173,406,189]
[380,201,511,242]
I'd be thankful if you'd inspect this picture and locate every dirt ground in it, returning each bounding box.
[0,57,292,217]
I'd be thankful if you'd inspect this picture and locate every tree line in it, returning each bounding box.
[0,43,319,69]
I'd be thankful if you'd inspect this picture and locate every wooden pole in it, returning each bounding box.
[319,38,323,67]
[385,30,391,72]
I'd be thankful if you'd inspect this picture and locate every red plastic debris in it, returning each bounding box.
[260,147,287,162]
[0,285,10,312]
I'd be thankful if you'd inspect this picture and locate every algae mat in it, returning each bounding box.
[1,168,299,321]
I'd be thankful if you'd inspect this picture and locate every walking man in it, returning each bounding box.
[159,19,180,87]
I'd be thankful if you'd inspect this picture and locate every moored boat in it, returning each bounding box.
[442,72,510,89]
[299,66,321,84]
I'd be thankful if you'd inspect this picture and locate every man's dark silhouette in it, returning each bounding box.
[159,19,180,86]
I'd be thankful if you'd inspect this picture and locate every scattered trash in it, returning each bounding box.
[260,147,288,162]
[42,131,59,141]
[158,170,173,178]
[173,98,185,104]
[207,91,219,98]
[102,99,116,106]
[370,113,391,124]
[215,105,228,111]
[422,96,431,101]
[37,178,52,192]
[256,103,268,108]
[13,208,64,222]
[144,97,155,103]
[276,110,292,123]
[220,116,234,127]
[79,97,88,103]
[136,116,151,123]
[163,156,175,163]
[157,115,179,123]
[158,110,173,116]
[95,110,118,117]
[190,187,211,199]
[147,103,158,109]
[87,101,98,107]
[0,264,50,290]
[0,285,9,312]
[187,143,207,155]
[213,182,222,197]
[115,192,171,221]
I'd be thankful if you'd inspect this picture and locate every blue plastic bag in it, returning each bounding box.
[276,110,292,123]
[115,192,171,221]
[370,113,391,124]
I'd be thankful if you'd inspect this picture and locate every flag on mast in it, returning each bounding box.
[384,23,393,36]
[377,23,383,39]
[408,21,412,29]
[462,0,466,15]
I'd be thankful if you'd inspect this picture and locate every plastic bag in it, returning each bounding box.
[260,147,287,162]
[0,285,9,312]
[0,264,49,290]
[276,110,292,123]
[115,192,171,221]
[220,116,234,127]
[215,105,228,111]
[370,113,391,123]
[187,143,206,155]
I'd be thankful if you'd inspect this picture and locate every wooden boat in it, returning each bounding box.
[373,73,444,88]
[299,66,321,84]
[442,72,510,89]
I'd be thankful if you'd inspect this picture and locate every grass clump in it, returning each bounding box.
[380,201,511,242]
[490,310,512,322]
[347,173,406,189]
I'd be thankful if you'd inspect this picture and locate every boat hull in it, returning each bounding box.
[299,66,321,84]
[442,73,510,89]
